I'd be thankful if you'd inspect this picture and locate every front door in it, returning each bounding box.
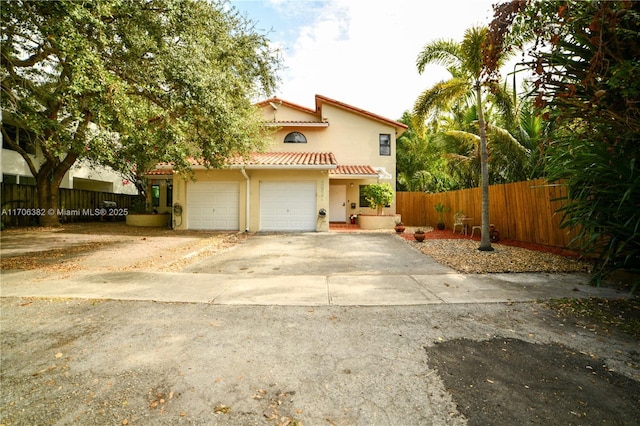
[329,185,347,222]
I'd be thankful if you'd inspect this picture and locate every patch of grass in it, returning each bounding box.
[546,297,640,338]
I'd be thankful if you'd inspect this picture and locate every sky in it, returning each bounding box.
[230,0,498,121]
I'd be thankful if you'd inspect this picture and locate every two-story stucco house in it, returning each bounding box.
[154,95,407,232]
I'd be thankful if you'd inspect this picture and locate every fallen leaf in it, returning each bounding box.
[55,353,63,359]
[214,404,230,414]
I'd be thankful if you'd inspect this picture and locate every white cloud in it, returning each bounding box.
[271,0,495,120]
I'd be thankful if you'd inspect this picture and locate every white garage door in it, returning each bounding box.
[260,181,317,231]
[187,181,239,230]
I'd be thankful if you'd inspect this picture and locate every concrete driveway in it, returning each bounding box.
[1,231,622,305]
[183,232,453,275]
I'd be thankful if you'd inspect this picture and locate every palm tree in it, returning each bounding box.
[414,26,500,251]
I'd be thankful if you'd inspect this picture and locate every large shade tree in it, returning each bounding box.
[1,0,280,226]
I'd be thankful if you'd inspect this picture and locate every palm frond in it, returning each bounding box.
[487,124,529,155]
[461,26,487,77]
[413,78,472,121]
[487,81,515,128]
[487,123,530,181]
[443,130,480,152]
[416,39,462,74]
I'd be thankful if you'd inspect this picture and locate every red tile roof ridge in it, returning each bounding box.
[256,97,317,115]
[315,94,408,130]
[257,95,407,132]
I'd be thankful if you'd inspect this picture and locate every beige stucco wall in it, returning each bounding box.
[260,102,399,215]
[261,103,317,122]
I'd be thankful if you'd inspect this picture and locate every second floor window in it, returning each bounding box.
[284,132,307,143]
[379,134,390,156]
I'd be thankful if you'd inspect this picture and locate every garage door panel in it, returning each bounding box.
[260,181,316,231]
[187,181,239,230]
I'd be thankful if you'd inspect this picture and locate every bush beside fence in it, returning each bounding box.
[396,179,577,249]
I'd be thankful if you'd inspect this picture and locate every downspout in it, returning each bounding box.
[240,167,250,232]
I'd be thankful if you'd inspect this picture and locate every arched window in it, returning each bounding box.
[284,132,307,143]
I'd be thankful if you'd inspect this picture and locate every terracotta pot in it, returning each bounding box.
[414,232,426,242]
[395,224,405,233]
[436,223,445,230]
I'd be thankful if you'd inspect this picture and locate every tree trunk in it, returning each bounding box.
[37,177,61,227]
[36,154,78,227]
[476,81,494,251]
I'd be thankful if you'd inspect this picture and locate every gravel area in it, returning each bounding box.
[407,238,592,274]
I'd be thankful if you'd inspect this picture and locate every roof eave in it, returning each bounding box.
[264,121,329,128]
[330,174,379,179]
[229,164,337,170]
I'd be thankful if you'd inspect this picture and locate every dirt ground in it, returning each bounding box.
[1,223,639,425]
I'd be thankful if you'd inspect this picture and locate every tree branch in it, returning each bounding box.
[1,126,39,177]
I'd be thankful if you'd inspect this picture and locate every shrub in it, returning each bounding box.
[364,183,394,215]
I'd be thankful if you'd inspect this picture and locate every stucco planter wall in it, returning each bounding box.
[357,214,401,230]
[126,213,169,227]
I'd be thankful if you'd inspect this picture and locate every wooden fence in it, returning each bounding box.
[396,179,577,248]
[1,183,137,227]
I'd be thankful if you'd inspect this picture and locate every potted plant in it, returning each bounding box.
[414,229,426,242]
[394,220,405,233]
[434,202,446,230]
[349,213,358,224]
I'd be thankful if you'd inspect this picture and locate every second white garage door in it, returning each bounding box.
[260,181,317,231]
[187,181,239,230]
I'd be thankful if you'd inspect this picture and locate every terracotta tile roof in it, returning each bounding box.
[231,152,337,167]
[330,165,378,176]
[150,152,338,171]
[145,168,173,176]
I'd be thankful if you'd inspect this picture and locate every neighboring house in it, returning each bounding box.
[1,121,137,195]
[151,94,407,232]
